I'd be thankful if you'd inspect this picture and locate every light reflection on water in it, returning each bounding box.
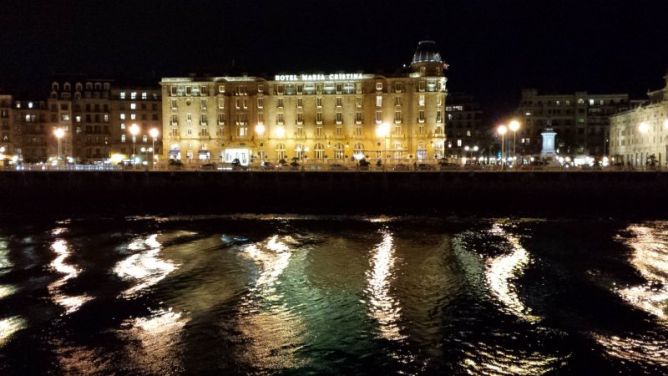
[119,307,188,374]
[366,228,405,341]
[2,217,668,374]
[486,222,540,322]
[0,316,26,347]
[592,223,668,368]
[48,236,93,314]
[616,223,668,320]
[237,234,307,370]
[113,234,177,298]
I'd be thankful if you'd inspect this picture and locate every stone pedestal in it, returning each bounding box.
[541,129,557,157]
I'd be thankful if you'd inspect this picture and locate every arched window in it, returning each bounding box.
[276,143,286,161]
[51,82,59,91]
[63,82,71,91]
[314,143,325,160]
[417,142,427,160]
[94,82,101,90]
[85,82,93,90]
[295,144,305,159]
[353,142,364,157]
[334,143,345,159]
[75,82,83,92]
[393,142,403,160]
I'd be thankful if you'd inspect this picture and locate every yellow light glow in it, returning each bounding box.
[497,124,508,136]
[375,122,390,138]
[110,153,126,164]
[149,128,159,139]
[129,123,140,136]
[509,119,520,132]
[275,125,285,138]
[53,127,65,139]
[638,122,650,134]
[255,123,266,136]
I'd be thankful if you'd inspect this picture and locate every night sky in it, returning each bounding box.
[1,0,668,121]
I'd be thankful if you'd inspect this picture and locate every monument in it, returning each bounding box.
[541,128,557,157]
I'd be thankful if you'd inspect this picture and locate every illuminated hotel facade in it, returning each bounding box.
[160,41,447,165]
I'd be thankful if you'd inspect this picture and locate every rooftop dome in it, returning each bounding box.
[411,40,442,64]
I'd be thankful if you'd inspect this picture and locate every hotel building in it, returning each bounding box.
[160,41,447,165]
[609,73,668,166]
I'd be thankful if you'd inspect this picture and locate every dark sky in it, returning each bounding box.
[1,0,668,120]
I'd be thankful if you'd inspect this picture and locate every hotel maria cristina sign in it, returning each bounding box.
[274,73,371,81]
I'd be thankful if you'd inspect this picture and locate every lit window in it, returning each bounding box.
[121,123,125,130]
[419,95,425,107]
[130,114,136,120]
[120,113,126,120]
[141,92,147,100]
[121,134,126,142]
[130,103,136,110]
[376,82,383,91]
[120,92,126,99]
[130,92,137,100]
[376,95,382,108]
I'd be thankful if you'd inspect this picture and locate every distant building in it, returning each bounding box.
[110,87,162,160]
[609,73,668,167]
[14,99,49,162]
[515,89,631,156]
[444,93,485,157]
[0,94,16,156]
[160,41,448,165]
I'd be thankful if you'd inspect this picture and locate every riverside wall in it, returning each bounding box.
[0,171,666,218]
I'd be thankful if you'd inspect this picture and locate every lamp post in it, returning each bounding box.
[149,128,159,169]
[129,123,140,165]
[509,119,520,164]
[53,127,65,165]
[497,124,508,170]
[375,122,390,166]
[255,123,265,163]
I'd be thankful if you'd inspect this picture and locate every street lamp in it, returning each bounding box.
[149,127,159,169]
[375,122,390,165]
[275,125,285,138]
[255,123,266,163]
[638,122,649,134]
[509,119,520,163]
[129,123,140,164]
[497,124,508,170]
[53,127,65,164]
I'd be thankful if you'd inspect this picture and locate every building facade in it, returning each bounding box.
[444,93,485,158]
[515,89,631,156]
[110,87,162,161]
[161,41,447,165]
[0,94,16,156]
[609,74,668,167]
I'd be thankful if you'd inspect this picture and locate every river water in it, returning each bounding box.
[0,215,667,375]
